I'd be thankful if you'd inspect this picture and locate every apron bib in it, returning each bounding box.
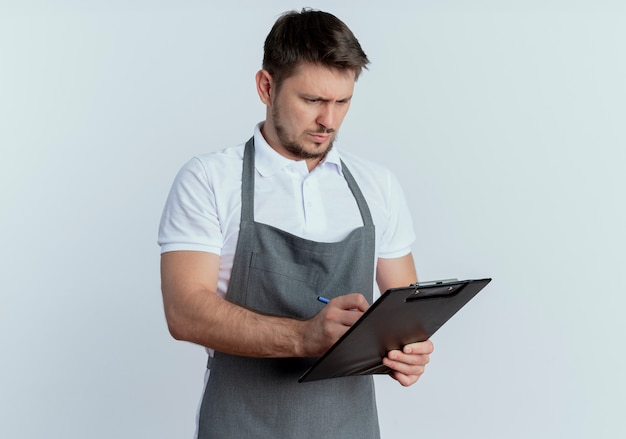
[198,138,380,438]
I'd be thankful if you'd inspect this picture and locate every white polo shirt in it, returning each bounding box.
[158,123,416,298]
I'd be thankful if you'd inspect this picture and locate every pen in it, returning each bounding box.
[318,296,359,312]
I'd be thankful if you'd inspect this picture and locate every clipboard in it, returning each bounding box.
[298,277,492,383]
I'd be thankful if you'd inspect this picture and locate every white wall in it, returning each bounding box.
[1,1,624,438]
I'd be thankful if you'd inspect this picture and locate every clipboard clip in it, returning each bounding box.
[410,278,459,288]
[407,279,462,300]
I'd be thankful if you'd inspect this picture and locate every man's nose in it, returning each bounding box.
[316,104,336,130]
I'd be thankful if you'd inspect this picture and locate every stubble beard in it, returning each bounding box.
[271,106,336,160]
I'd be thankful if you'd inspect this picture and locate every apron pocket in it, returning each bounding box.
[246,252,321,319]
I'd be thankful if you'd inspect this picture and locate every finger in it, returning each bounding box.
[330,293,370,312]
[403,340,434,355]
[388,370,420,387]
[384,353,429,374]
[383,356,427,386]
[317,310,363,345]
[387,349,431,366]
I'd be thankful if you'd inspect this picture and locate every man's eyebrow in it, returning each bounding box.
[301,94,327,101]
[301,94,353,103]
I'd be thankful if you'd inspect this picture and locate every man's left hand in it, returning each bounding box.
[382,340,434,387]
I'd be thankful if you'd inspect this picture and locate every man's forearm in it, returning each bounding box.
[164,288,310,358]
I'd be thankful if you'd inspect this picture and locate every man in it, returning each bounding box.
[159,9,434,438]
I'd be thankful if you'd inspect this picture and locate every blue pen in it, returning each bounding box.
[317,296,330,304]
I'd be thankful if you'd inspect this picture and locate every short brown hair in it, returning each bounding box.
[262,9,370,91]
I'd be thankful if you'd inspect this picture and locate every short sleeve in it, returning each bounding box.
[158,157,223,254]
[376,171,416,259]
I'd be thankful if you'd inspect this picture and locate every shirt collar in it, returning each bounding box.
[253,122,343,177]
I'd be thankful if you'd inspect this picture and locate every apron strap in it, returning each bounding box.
[241,137,256,222]
[340,160,374,227]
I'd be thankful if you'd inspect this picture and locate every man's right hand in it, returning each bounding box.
[299,293,370,356]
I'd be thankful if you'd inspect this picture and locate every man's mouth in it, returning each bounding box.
[309,133,330,143]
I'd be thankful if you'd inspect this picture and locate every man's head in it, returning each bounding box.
[262,9,370,93]
[257,9,369,169]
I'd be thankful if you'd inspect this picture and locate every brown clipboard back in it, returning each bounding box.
[298,278,492,383]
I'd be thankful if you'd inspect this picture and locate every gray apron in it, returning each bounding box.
[198,138,380,438]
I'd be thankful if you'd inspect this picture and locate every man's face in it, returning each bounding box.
[262,63,355,165]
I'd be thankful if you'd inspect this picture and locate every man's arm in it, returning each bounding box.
[160,250,369,358]
[376,252,435,387]
[376,252,419,293]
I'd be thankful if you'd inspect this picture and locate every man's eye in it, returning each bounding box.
[306,98,318,103]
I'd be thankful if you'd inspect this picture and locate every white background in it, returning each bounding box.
[1,1,624,438]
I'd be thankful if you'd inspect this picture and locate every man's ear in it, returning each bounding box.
[256,69,273,105]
